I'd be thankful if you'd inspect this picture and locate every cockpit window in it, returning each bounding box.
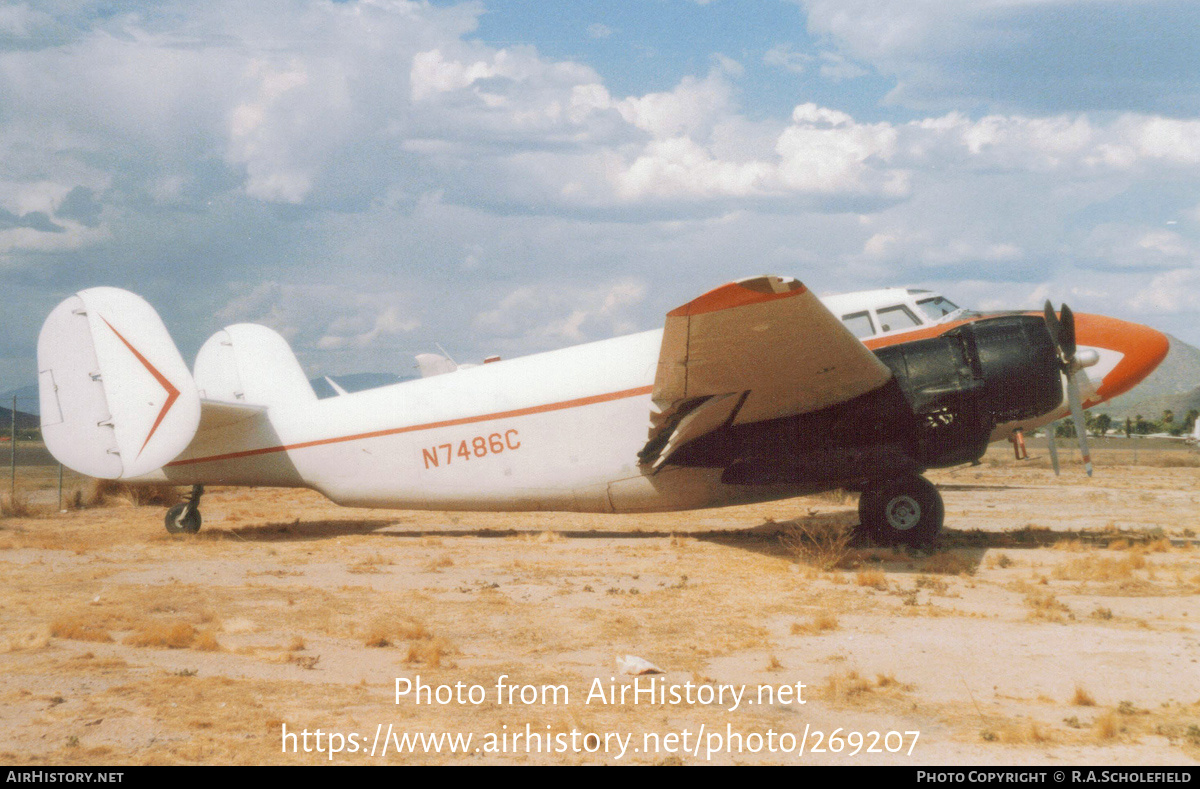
[877,304,921,332]
[841,311,876,339]
[916,296,960,320]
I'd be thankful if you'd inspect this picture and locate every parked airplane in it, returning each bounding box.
[36,276,1168,546]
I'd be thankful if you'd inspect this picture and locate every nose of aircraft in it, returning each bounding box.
[1073,313,1169,405]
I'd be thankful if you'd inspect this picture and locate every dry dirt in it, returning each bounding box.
[2,444,1199,765]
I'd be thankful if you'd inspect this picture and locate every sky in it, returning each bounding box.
[3,0,1200,391]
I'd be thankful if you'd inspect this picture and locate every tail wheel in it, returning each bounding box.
[859,474,943,547]
[165,504,201,534]
[164,484,203,534]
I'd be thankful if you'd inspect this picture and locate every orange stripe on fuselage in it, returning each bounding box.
[166,384,655,468]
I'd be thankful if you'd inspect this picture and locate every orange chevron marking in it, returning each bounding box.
[100,316,180,458]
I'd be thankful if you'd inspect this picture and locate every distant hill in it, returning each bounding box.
[0,384,39,417]
[1092,334,1200,421]
[0,406,38,431]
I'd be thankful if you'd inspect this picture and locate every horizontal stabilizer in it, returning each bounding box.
[37,288,201,479]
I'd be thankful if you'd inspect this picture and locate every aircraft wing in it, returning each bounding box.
[641,275,893,469]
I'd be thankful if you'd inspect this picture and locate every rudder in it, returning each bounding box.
[37,288,201,479]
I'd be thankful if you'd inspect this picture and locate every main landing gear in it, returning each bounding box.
[857,474,943,548]
[164,485,204,534]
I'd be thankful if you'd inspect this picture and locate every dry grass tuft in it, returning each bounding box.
[792,611,839,635]
[0,626,51,653]
[1094,711,1121,741]
[985,552,1015,569]
[855,568,888,590]
[1072,685,1096,706]
[424,555,454,571]
[50,617,113,643]
[82,479,182,507]
[920,552,974,575]
[1,493,38,518]
[1053,554,1146,582]
[1024,589,1071,622]
[820,669,913,703]
[363,616,430,648]
[779,520,853,571]
[405,637,451,668]
[981,720,1054,744]
[193,629,222,652]
[809,488,855,506]
[822,669,875,701]
[348,552,394,574]
[124,622,197,649]
[1147,538,1173,553]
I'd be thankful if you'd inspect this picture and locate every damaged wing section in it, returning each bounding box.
[641,275,892,470]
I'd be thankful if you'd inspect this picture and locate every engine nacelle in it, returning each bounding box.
[877,315,1063,426]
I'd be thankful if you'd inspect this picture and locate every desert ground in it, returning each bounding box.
[1,440,1199,766]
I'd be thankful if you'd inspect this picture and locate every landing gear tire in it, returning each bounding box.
[858,474,943,548]
[164,485,204,534]
[164,504,201,534]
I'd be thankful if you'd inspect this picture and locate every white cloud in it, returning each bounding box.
[802,0,1200,114]
[473,278,647,349]
[218,281,420,354]
[763,44,811,75]
[1130,269,1200,314]
[775,103,904,194]
[615,70,737,140]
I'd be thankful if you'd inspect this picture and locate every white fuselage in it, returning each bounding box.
[164,329,804,513]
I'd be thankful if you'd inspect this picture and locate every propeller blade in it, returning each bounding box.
[1065,369,1093,477]
[1043,300,1062,352]
[1043,300,1077,365]
[1047,422,1060,476]
[1059,304,1077,362]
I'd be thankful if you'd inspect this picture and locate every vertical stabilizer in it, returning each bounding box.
[37,288,201,479]
[193,323,316,408]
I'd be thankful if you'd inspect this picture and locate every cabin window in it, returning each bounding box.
[841,311,876,339]
[916,296,960,320]
[877,304,921,332]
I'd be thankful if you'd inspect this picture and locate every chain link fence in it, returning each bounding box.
[3,394,90,513]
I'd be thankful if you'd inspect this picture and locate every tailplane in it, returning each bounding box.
[37,288,201,479]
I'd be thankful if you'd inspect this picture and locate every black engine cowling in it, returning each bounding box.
[873,314,1064,467]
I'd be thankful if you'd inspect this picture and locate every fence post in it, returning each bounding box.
[9,394,15,501]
